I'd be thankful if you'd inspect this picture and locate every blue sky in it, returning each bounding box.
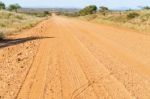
[1,0,150,9]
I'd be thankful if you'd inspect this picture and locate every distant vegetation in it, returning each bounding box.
[142,6,150,10]
[62,4,150,34]
[0,1,50,17]
[99,6,109,16]
[79,5,97,16]
[79,10,150,34]
[25,11,51,17]
[8,3,21,12]
[0,1,21,12]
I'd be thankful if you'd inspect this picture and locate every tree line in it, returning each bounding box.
[0,1,21,12]
[78,5,150,16]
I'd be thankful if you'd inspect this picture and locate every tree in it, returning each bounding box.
[8,3,21,12]
[99,6,109,16]
[0,1,5,10]
[142,6,150,10]
[79,5,97,16]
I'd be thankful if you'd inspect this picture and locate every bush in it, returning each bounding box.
[36,13,47,17]
[79,5,97,16]
[79,10,87,16]
[27,12,50,17]
[0,32,5,40]
[44,11,49,15]
[127,12,139,19]
[62,12,79,17]
[43,11,52,16]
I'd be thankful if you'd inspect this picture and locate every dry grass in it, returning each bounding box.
[0,10,46,36]
[79,10,150,34]
[0,32,5,40]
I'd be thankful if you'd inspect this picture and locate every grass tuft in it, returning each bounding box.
[0,32,5,40]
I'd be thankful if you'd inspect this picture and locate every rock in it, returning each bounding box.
[20,66,24,68]
[17,52,22,56]
[17,58,22,62]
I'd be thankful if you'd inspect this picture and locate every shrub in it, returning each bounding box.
[36,13,47,17]
[0,32,5,40]
[28,12,50,17]
[62,12,79,17]
[79,5,97,16]
[43,11,52,16]
[127,12,139,19]
[44,11,49,15]
[79,9,87,16]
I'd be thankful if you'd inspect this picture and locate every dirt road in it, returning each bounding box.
[0,15,150,99]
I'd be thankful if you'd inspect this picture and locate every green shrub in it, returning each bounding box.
[36,13,46,17]
[127,12,139,19]
[44,11,49,15]
[29,12,49,17]
[79,10,87,16]
[79,5,97,16]
[43,11,52,16]
[0,32,5,40]
[62,12,79,17]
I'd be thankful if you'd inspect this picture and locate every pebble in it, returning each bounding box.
[17,58,22,62]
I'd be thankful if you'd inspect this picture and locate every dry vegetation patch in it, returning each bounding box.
[0,10,45,37]
[79,10,150,34]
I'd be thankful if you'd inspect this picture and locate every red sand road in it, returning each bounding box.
[0,15,150,99]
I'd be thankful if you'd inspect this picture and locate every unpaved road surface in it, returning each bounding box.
[0,15,150,99]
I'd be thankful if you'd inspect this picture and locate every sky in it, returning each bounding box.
[1,0,150,9]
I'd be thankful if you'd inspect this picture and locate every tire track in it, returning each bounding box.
[4,15,150,99]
